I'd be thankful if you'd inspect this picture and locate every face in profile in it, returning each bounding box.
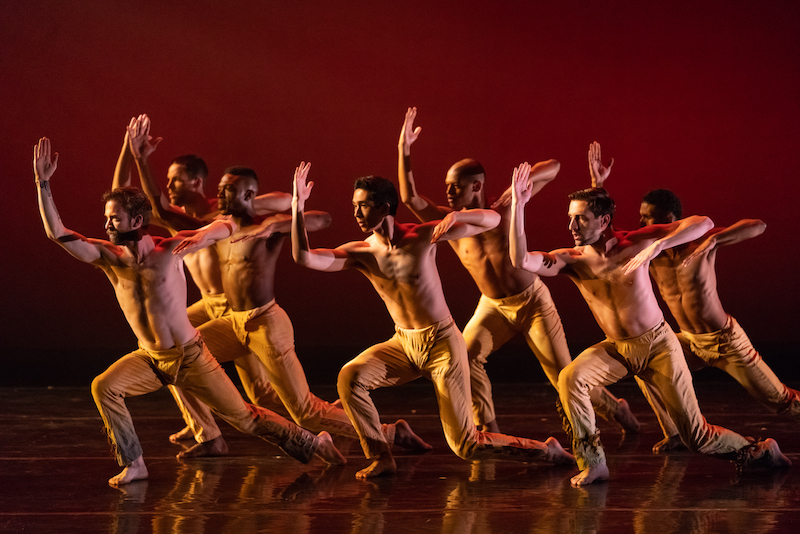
[639,202,673,227]
[166,164,200,206]
[568,200,608,246]
[217,174,252,216]
[444,169,481,210]
[352,188,388,233]
[104,200,139,244]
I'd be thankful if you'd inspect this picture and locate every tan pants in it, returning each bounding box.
[464,278,620,426]
[558,320,749,470]
[169,293,288,442]
[91,333,318,465]
[338,317,551,463]
[641,315,800,439]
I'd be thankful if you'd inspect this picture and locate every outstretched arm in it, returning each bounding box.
[683,219,766,265]
[588,141,614,189]
[35,138,106,264]
[291,162,353,272]
[231,210,332,242]
[491,159,561,210]
[624,215,714,274]
[397,107,447,222]
[172,217,238,256]
[253,191,292,215]
[429,208,501,243]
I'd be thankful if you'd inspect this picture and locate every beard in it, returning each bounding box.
[107,228,141,244]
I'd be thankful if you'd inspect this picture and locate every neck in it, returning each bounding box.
[123,233,153,261]
[372,216,398,247]
[589,228,616,255]
[179,192,211,218]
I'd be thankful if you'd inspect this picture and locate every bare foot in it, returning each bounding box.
[356,452,397,479]
[314,431,347,466]
[570,464,609,486]
[109,455,148,486]
[652,435,686,453]
[748,438,792,469]
[176,436,229,459]
[169,426,194,443]
[393,419,432,451]
[544,437,575,465]
[613,398,640,433]
[479,419,500,433]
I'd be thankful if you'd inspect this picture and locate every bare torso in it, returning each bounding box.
[98,235,197,350]
[449,206,535,299]
[649,240,727,333]
[347,223,452,330]
[563,232,665,339]
[215,219,284,312]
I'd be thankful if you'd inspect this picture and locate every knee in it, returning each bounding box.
[337,362,364,400]
[557,363,587,399]
[91,372,114,401]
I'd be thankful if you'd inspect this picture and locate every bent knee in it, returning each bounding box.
[557,363,592,397]
[91,373,115,400]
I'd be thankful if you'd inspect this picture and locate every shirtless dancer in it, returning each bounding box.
[397,107,639,434]
[590,143,800,452]
[117,115,327,457]
[171,155,428,454]
[34,137,344,485]
[508,162,790,486]
[291,163,574,479]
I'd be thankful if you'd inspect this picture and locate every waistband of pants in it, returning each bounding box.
[680,314,735,344]
[394,316,455,337]
[139,331,202,361]
[229,298,278,319]
[480,278,542,307]
[200,292,228,306]
[606,318,669,344]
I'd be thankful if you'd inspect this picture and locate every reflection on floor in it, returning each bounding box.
[1,381,798,533]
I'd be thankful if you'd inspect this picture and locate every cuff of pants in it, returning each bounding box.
[573,433,606,470]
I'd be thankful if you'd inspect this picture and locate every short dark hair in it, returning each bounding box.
[102,187,152,226]
[354,176,398,216]
[568,187,615,221]
[224,166,258,183]
[642,189,682,219]
[171,155,208,182]
[451,158,485,179]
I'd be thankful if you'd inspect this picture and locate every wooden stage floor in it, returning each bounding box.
[1,381,798,533]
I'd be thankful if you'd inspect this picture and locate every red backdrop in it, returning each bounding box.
[2,0,798,384]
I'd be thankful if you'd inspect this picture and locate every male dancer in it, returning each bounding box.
[119,115,328,457]
[397,108,639,434]
[169,153,428,453]
[34,137,344,485]
[589,143,800,451]
[290,163,574,479]
[508,162,790,486]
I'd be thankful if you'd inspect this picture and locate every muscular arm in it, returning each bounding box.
[624,215,714,273]
[492,159,561,209]
[172,218,238,256]
[291,162,354,272]
[683,219,766,265]
[35,138,106,263]
[397,107,447,222]
[111,117,136,190]
[428,208,501,243]
[253,191,292,215]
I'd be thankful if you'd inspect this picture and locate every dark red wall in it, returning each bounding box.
[2,1,798,384]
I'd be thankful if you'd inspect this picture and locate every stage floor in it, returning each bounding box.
[1,381,798,533]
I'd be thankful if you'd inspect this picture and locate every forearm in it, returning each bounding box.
[509,201,528,268]
[453,208,501,232]
[711,219,766,246]
[253,192,292,215]
[36,179,69,240]
[658,216,714,250]
[397,146,428,212]
[133,155,170,214]
[112,137,133,190]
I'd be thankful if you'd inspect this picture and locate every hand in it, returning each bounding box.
[173,232,210,256]
[623,241,663,274]
[491,188,512,210]
[511,162,533,205]
[126,114,162,161]
[588,141,613,188]
[682,236,715,266]
[431,211,459,243]
[399,107,422,153]
[292,161,313,207]
[34,137,59,182]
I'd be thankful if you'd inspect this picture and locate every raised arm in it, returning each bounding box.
[127,115,204,232]
[683,219,766,265]
[508,162,568,275]
[397,107,447,222]
[111,116,137,190]
[491,158,561,210]
[624,215,714,274]
[588,141,613,189]
[291,162,354,272]
[35,138,106,264]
